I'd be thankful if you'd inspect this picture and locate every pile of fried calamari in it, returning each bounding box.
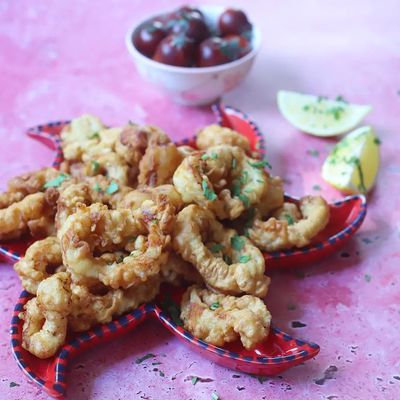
[1,115,330,358]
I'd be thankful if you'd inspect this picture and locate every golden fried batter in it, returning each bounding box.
[160,253,202,286]
[174,205,270,297]
[181,285,271,350]
[173,145,268,220]
[14,237,64,294]
[196,125,251,153]
[248,195,330,251]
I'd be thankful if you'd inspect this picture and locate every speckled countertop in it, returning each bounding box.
[0,0,399,399]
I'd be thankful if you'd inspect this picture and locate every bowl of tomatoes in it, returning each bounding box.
[126,5,261,106]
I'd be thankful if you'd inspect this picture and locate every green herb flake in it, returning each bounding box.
[210,302,220,311]
[374,137,382,145]
[191,376,199,385]
[93,183,102,193]
[364,274,372,282]
[303,105,311,111]
[43,173,70,189]
[284,214,295,225]
[239,193,250,208]
[89,132,100,140]
[231,158,237,169]
[211,152,218,160]
[306,149,319,157]
[239,255,251,263]
[256,375,268,384]
[335,95,348,103]
[231,235,245,251]
[160,295,183,326]
[202,180,217,201]
[152,361,162,366]
[211,392,220,400]
[106,181,119,195]
[201,154,209,160]
[91,160,100,173]
[159,371,165,377]
[287,303,297,310]
[240,170,249,185]
[231,180,241,197]
[248,160,271,169]
[9,382,20,388]
[210,243,224,253]
[312,184,321,191]
[135,353,155,364]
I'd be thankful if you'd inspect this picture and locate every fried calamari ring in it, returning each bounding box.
[20,272,71,359]
[173,146,268,220]
[176,145,197,158]
[196,125,251,153]
[116,184,183,212]
[257,175,284,217]
[68,274,161,332]
[60,201,174,289]
[14,237,64,294]
[248,195,330,251]
[160,253,203,286]
[174,205,270,297]
[61,114,106,161]
[138,143,183,187]
[181,285,271,350]
[0,192,56,240]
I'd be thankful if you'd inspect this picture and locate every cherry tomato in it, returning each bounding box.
[171,13,210,43]
[173,6,204,20]
[218,8,252,36]
[133,21,166,58]
[197,37,232,67]
[224,34,252,57]
[153,34,196,67]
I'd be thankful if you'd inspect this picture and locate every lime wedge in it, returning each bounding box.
[322,126,380,194]
[277,90,372,136]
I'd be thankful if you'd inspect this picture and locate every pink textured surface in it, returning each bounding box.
[1,0,399,399]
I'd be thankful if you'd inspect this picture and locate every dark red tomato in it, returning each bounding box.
[218,8,252,36]
[133,21,167,58]
[224,34,252,57]
[171,13,210,43]
[173,5,204,20]
[197,37,232,67]
[153,34,196,67]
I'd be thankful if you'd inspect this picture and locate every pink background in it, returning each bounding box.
[1,0,400,399]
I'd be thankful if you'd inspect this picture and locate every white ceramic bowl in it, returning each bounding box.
[125,5,261,106]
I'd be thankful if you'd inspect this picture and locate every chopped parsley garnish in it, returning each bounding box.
[191,376,199,385]
[231,235,245,251]
[135,353,155,364]
[211,152,218,160]
[239,255,251,263]
[238,193,250,208]
[89,132,100,139]
[211,392,220,400]
[91,160,100,173]
[152,362,162,366]
[327,106,346,120]
[9,382,20,388]
[201,154,209,160]
[159,371,165,377]
[240,170,249,185]
[223,254,232,265]
[43,173,70,189]
[248,160,271,169]
[284,214,295,225]
[209,302,220,311]
[231,158,237,169]
[312,184,321,191]
[93,183,102,193]
[364,274,372,282]
[306,149,319,157]
[106,181,119,194]
[335,95,348,103]
[374,137,381,145]
[202,180,217,201]
[231,180,241,197]
[210,243,224,253]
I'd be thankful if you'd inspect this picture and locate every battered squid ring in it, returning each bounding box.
[68,274,161,332]
[14,237,64,295]
[248,195,330,251]
[196,125,251,154]
[60,201,174,289]
[0,192,56,240]
[173,205,270,297]
[180,285,271,350]
[20,272,71,359]
[173,145,268,220]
